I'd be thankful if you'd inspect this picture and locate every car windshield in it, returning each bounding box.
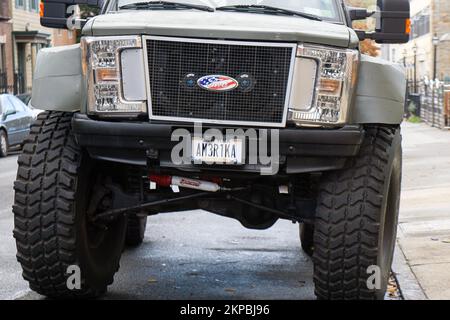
[115,0,342,22]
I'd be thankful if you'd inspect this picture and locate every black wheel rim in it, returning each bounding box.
[76,156,127,288]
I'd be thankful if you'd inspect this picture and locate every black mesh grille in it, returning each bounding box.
[146,39,293,125]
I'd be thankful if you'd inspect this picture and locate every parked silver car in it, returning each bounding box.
[0,94,35,157]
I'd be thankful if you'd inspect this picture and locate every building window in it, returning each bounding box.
[29,0,39,12]
[0,44,6,90]
[411,7,430,40]
[15,0,25,9]
[0,44,5,72]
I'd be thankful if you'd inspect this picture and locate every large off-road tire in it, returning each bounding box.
[125,214,147,247]
[13,112,127,298]
[0,130,8,157]
[299,223,314,257]
[313,125,402,300]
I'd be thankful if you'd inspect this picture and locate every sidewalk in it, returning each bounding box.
[396,122,450,300]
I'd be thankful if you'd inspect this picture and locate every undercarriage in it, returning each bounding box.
[88,164,318,230]
[72,112,364,230]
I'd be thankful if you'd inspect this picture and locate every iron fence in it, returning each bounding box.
[14,72,26,94]
[0,72,30,95]
[0,72,7,93]
[417,80,449,129]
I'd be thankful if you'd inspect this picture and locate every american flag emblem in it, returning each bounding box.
[197,75,239,92]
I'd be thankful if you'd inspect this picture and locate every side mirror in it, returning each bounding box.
[40,0,103,29]
[349,0,410,44]
[375,0,411,43]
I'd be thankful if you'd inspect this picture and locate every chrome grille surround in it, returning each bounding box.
[143,36,297,127]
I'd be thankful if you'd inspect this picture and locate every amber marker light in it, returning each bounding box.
[95,68,119,82]
[319,78,342,96]
[39,1,44,17]
[405,19,411,35]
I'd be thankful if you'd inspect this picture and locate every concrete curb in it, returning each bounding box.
[392,242,427,300]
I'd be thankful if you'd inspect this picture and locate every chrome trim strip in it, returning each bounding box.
[82,35,147,116]
[290,44,359,127]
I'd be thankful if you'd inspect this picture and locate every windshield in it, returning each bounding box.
[114,0,342,22]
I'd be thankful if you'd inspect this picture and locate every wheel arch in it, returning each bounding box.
[0,126,8,139]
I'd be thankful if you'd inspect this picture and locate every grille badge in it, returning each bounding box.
[197,75,239,92]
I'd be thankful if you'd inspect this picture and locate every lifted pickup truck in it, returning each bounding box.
[13,0,410,299]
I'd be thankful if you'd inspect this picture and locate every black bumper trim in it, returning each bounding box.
[72,114,364,171]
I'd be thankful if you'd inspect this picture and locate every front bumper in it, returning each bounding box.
[72,113,364,175]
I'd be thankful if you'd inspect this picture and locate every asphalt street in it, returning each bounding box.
[0,152,28,299]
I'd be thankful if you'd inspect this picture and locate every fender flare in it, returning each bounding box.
[350,54,406,125]
[31,44,83,112]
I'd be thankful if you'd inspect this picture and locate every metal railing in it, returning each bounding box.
[0,72,7,93]
[417,80,449,129]
[0,72,30,95]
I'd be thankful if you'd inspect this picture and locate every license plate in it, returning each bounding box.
[192,137,243,165]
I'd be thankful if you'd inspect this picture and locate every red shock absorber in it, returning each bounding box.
[149,174,222,192]
[149,175,172,187]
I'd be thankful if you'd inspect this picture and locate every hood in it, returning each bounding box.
[85,10,356,48]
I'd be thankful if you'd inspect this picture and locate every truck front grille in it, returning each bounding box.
[144,37,296,127]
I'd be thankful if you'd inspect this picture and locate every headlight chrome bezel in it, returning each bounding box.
[81,35,147,117]
[289,44,359,126]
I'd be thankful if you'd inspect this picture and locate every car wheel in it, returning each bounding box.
[13,112,127,298]
[313,125,402,300]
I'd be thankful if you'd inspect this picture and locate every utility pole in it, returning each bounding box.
[433,34,440,80]
[413,44,418,93]
[403,49,408,93]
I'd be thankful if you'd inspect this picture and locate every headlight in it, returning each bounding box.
[81,36,147,116]
[289,45,359,126]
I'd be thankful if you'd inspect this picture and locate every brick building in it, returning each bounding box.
[433,0,450,81]
[0,1,77,94]
[383,0,450,83]
[12,0,76,93]
[0,0,14,92]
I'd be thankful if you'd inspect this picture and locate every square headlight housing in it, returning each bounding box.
[81,36,147,116]
[289,44,359,126]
